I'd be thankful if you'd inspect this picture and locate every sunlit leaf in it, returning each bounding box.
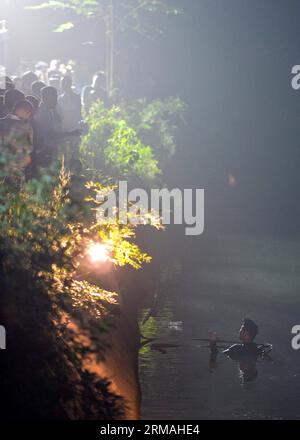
[25,1,74,11]
[53,21,75,32]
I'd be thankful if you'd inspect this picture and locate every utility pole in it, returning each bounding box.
[0,17,9,87]
[105,0,114,99]
[1,0,14,80]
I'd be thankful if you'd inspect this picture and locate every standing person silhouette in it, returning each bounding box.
[34,86,81,167]
[57,76,83,161]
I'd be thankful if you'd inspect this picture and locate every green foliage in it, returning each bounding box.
[0,169,118,418]
[105,121,160,180]
[54,21,75,32]
[121,97,186,166]
[86,180,163,268]
[80,102,160,181]
[0,159,158,418]
[0,164,154,279]
[80,98,185,181]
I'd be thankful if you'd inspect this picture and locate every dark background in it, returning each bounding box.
[2,0,300,236]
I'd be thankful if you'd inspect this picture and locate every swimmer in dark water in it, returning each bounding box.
[209,319,262,383]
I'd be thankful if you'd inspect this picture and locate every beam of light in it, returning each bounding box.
[87,243,110,263]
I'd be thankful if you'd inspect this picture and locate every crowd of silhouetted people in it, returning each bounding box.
[0,60,108,186]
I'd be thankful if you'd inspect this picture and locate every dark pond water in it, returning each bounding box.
[139,235,300,420]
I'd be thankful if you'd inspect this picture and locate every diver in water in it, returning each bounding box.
[209,319,265,383]
[145,318,272,382]
[216,319,259,357]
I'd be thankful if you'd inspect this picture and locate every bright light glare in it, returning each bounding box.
[87,243,110,263]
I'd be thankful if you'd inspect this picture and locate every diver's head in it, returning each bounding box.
[239,318,258,342]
